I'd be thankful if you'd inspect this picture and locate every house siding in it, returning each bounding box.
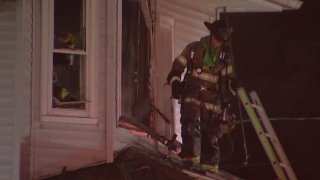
[18,0,33,179]
[0,0,17,179]
[157,0,213,56]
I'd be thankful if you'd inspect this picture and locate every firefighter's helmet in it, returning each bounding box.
[204,20,231,42]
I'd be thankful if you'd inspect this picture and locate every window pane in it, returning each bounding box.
[53,53,86,110]
[54,0,85,50]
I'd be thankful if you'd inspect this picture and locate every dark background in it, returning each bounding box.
[231,0,320,118]
[221,0,320,179]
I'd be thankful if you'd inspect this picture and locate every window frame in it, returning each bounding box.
[40,0,99,124]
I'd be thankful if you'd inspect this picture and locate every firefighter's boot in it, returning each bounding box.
[182,156,200,169]
[201,164,219,173]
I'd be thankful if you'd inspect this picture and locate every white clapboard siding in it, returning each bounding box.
[33,124,107,178]
[34,128,105,150]
[0,0,16,180]
[158,0,213,57]
[18,0,34,179]
[33,112,107,178]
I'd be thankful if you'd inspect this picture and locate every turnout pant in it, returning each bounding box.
[180,90,221,166]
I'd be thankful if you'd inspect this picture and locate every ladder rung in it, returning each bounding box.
[264,133,272,138]
[279,162,289,168]
[251,103,262,110]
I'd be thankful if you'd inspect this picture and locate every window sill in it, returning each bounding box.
[41,115,98,125]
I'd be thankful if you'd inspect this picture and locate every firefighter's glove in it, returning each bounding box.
[171,81,183,99]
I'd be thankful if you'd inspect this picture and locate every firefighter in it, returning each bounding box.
[167,20,236,172]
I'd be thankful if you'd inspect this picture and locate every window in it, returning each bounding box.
[41,0,98,124]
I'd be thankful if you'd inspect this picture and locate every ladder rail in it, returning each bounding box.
[236,87,287,180]
[249,91,297,180]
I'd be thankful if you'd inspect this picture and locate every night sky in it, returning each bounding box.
[221,0,320,179]
[230,0,320,118]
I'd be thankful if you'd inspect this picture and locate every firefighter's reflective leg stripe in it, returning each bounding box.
[184,97,221,112]
[177,55,188,66]
[169,76,181,86]
[184,97,201,106]
[221,65,233,76]
[191,70,219,83]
